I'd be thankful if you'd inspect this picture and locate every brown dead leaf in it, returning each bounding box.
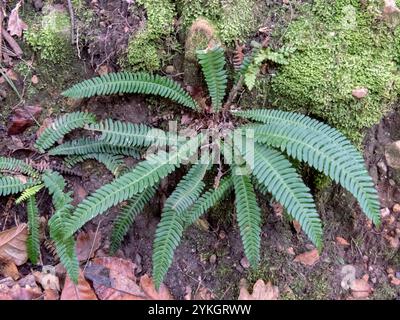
[5,69,18,81]
[7,2,28,38]
[33,266,60,291]
[61,271,97,300]
[350,278,372,299]
[292,220,302,234]
[389,274,400,286]
[140,274,173,300]
[8,105,42,135]
[238,279,279,300]
[44,289,59,300]
[293,249,320,266]
[75,230,101,262]
[0,260,20,280]
[272,202,284,218]
[336,236,350,246]
[0,224,28,266]
[0,275,42,300]
[194,286,214,300]
[36,118,53,138]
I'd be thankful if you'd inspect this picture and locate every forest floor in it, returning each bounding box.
[0,0,399,300]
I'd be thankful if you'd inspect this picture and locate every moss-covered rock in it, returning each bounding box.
[177,0,256,44]
[25,5,72,64]
[270,0,400,144]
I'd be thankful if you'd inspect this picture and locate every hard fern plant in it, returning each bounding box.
[20,45,379,288]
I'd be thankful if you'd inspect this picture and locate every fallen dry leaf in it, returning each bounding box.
[75,230,101,262]
[292,220,302,234]
[33,266,60,291]
[350,278,372,299]
[389,274,400,286]
[7,2,28,38]
[140,274,173,300]
[238,279,279,300]
[0,224,28,266]
[36,118,53,138]
[194,286,214,300]
[44,289,59,300]
[5,69,18,81]
[0,275,42,300]
[293,249,320,266]
[384,0,400,14]
[61,271,97,300]
[8,105,42,135]
[0,260,20,280]
[336,236,350,246]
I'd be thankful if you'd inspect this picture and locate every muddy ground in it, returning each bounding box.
[0,0,399,300]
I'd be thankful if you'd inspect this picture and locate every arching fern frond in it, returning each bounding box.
[232,172,262,266]
[242,143,323,248]
[62,72,199,111]
[252,123,380,226]
[35,112,97,153]
[65,153,126,177]
[153,163,209,288]
[26,195,40,264]
[88,119,169,148]
[196,46,227,112]
[0,177,37,196]
[0,157,39,178]
[184,175,233,226]
[49,137,141,158]
[63,135,204,238]
[16,184,44,204]
[110,186,157,254]
[44,170,79,283]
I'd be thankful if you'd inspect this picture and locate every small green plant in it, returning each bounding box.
[44,44,380,288]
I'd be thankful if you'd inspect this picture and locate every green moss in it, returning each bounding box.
[177,0,256,44]
[25,6,72,65]
[270,0,400,144]
[123,0,175,71]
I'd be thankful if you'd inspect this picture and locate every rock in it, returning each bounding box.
[240,257,250,269]
[385,141,400,169]
[286,247,295,255]
[352,88,368,99]
[393,203,400,214]
[380,207,390,218]
[31,75,39,84]
[165,65,175,74]
[209,254,217,265]
[376,160,387,175]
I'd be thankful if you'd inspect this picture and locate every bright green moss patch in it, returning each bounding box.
[270,0,400,144]
[177,0,256,44]
[25,5,72,64]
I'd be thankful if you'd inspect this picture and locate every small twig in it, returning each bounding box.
[67,0,76,46]
[83,220,102,272]
[223,75,244,111]
[2,30,23,57]
[0,5,3,64]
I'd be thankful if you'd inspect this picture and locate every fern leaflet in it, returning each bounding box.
[26,195,40,265]
[16,184,44,204]
[0,157,39,178]
[65,153,126,177]
[0,177,37,196]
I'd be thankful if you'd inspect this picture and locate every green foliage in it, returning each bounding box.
[25,6,72,64]
[110,186,157,254]
[0,157,39,178]
[196,46,228,111]
[35,112,97,153]
[62,72,199,111]
[270,0,400,144]
[26,196,40,265]
[16,184,44,205]
[0,177,36,196]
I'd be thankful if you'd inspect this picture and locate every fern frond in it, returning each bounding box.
[88,119,169,148]
[63,135,205,238]
[242,143,323,248]
[153,163,209,288]
[0,157,39,178]
[26,195,40,264]
[110,186,157,254]
[49,137,141,158]
[196,46,228,112]
[184,175,233,226]
[35,112,97,153]
[44,170,79,283]
[62,72,199,111]
[65,153,126,177]
[16,184,44,204]
[232,172,262,266]
[250,121,380,226]
[0,177,37,196]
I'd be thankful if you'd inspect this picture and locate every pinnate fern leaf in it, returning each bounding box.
[63,135,204,238]
[0,157,39,178]
[153,163,209,288]
[26,195,41,264]
[49,137,141,158]
[233,172,262,266]
[62,72,199,111]
[242,143,323,248]
[16,184,44,204]
[35,112,96,153]
[65,153,126,176]
[196,46,228,112]
[110,186,157,254]
[0,177,37,196]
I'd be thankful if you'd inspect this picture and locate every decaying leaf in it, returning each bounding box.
[0,224,28,266]
[61,271,97,300]
[139,274,173,300]
[350,278,372,299]
[293,249,320,266]
[7,2,28,38]
[238,279,279,300]
[75,230,101,262]
[336,236,350,246]
[33,266,60,291]
[0,275,42,300]
[0,260,20,280]
[8,105,42,135]
[194,286,214,300]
